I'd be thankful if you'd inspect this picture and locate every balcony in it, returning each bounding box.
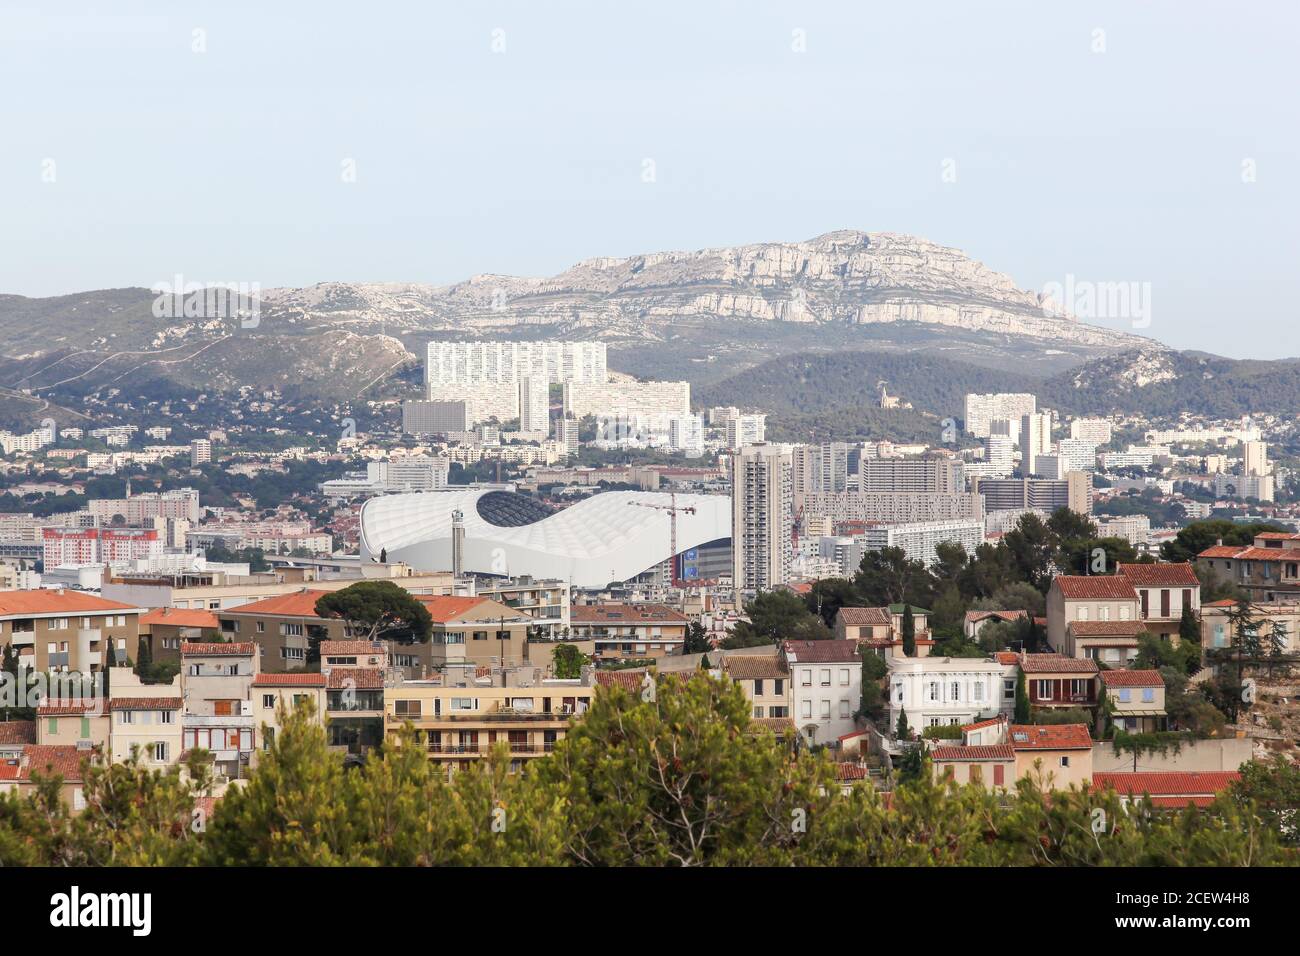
[425,740,556,756]
[184,714,255,728]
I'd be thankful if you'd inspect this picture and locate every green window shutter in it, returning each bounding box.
[48,717,57,734]
[81,716,90,738]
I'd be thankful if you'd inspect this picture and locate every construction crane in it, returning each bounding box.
[628,493,696,588]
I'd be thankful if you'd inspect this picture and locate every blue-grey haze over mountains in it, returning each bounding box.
[0,0,1296,358]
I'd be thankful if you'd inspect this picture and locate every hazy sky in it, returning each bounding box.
[1,1,1296,358]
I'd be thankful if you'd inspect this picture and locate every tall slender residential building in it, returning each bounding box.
[518,376,550,433]
[731,444,793,593]
[963,393,1037,438]
[1018,413,1053,476]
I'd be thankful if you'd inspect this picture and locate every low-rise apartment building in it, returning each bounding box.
[1020,653,1099,711]
[384,665,596,773]
[1197,532,1300,603]
[1115,562,1200,642]
[180,642,257,780]
[1046,575,1140,658]
[887,654,1019,733]
[0,590,143,674]
[722,653,791,721]
[1099,669,1166,734]
[251,672,327,751]
[569,603,689,661]
[784,639,861,747]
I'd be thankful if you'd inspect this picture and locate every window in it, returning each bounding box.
[839,700,850,718]
[1119,689,1131,702]
[1077,607,1090,622]
[1099,606,1110,621]
[256,621,265,633]
[973,682,984,702]
[800,700,811,719]
[950,681,960,701]
[1004,679,1016,701]
[1060,756,1070,768]
[281,622,303,637]
[47,717,57,734]
[801,670,812,687]
[160,711,174,724]
[839,668,850,686]
[970,764,983,785]
[263,694,276,708]
[1035,680,1052,699]
[1142,687,1155,703]
[893,683,903,703]
[119,711,133,724]
[819,669,831,686]
[450,697,476,711]
[774,679,784,696]
[993,764,1005,786]
[752,679,764,696]
[152,742,169,762]
[753,706,763,719]
[80,716,90,738]
[1120,606,1131,620]
[819,700,830,718]
[473,630,489,641]
[395,700,422,718]
[927,681,939,702]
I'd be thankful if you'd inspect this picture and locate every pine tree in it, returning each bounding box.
[1178,604,1200,647]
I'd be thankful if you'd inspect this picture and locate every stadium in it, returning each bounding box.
[359,489,732,589]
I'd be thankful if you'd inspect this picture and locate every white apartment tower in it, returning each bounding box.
[518,376,550,433]
[731,444,793,593]
[1018,413,1053,476]
[426,341,607,386]
[963,393,1037,438]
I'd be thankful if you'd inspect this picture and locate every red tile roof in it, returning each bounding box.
[37,700,105,716]
[19,744,89,782]
[964,609,1027,625]
[326,668,383,690]
[931,744,1015,761]
[1008,724,1092,751]
[0,590,138,616]
[835,764,870,780]
[994,651,1020,665]
[320,640,385,658]
[570,603,688,625]
[140,607,220,629]
[1199,544,1300,562]
[1068,621,1147,637]
[252,673,327,687]
[594,669,648,692]
[180,641,255,656]
[837,607,891,627]
[723,655,788,680]
[1202,599,1239,608]
[1053,576,1138,600]
[782,639,862,663]
[1197,545,1244,559]
[418,595,492,623]
[108,697,182,711]
[1019,654,1099,674]
[0,721,36,746]
[961,715,1008,732]
[1116,562,1200,587]
[222,589,328,619]
[1099,669,1163,687]
[1092,771,1240,797]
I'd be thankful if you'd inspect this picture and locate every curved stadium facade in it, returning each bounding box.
[359,489,731,589]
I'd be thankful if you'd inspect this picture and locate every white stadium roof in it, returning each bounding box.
[359,489,731,589]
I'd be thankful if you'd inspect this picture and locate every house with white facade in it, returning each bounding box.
[782,639,861,748]
[887,654,1020,734]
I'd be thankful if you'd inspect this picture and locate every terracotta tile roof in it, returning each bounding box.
[1099,669,1163,687]
[1149,795,1216,808]
[1202,599,1240,608]
[835,764,870,780]
[931,744,1014,761]
[994,651,1021,665]
[570,603,688,625]
[320,640,385,658]
[1197,545,1244,559]
[1019,654,1099,674]
[108,697,182,711]
[723,655,788,680]
[782,639,861,663]
[964,609,1027,625]
[1053,576,1138,600]
[594,669,647,692]
[1068,621,1147,637]
[252,673,327,687]
[1116,562,1200,587]
[1232,547,1300,562]
[37,699,105,717]
[1092,771,1240,797]
[223,589,330,618]
[181,641,255,656]
[0,591,138,617]
[19,744,89,782]
[752,716,796,733]
[140,607,220,629]
[961,715,1007,732]
[326,668,383,690]
[417,595,491,623]
[0,721,37,746]
[1254,532,1300,541]
[837,607,891,627]
[1008,724,1092,751]
[0,761,20,781]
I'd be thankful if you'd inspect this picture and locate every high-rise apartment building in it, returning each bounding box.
[190,439,211,466]
[1018,413,1053,476]
[1056,438,1098,474]
[973,473,1091,515]
[426,341,607,387]
[1069,417,1113,447]
[518,377,550,433]
[1242,441,1270,477]
[402,400,469,436]
[731,444,793,593]
[859,457,963,494]
[725,414,767,451]
[963,393,1037,438]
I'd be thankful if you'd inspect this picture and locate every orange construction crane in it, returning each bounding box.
[628,493,696,587]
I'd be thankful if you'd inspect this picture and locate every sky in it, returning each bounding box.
[0,1,1296,358]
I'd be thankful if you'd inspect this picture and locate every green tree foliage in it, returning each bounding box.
[901,604,916,657]
[724,591,831,648]
[895,707,912,741]
[1134,632,1201,677]
[681,621,712,655]
[1014,669,1030,723]
[856,547,933,608]
[1161,520,1287,564]
[312,580,434,662]
[1232,757,1300,847]
[551,643,588,679]
[1178,605,1200,647]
